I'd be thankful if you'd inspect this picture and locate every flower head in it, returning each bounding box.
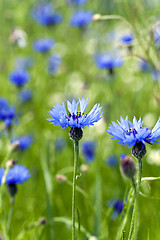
[18,89,32,102]
[9,70,30,87]
[0,103,17,128]
[47,97,102,130]
[107,199,124,220]
[70,10,93,28]
[66,0,87,5]
[33,38,54,53]
[48,53,61,75]
[105,155,118,167]
[0,165,31,185]
[107,116,160,148]
[81,140,96,162]
[119,34,134,45]
[32,3,62,26]
[14,57,34,70]
[11,135,33,151]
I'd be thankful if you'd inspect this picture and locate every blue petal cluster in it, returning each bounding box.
[105,155,118,167]
[95,52,123,70]
[66,0,87,5]
[9,70,30,87]
[18,89,32,102]
[107,199,124,220]
[11,135,33,150]
[33,38,54,53]
[0,100,17,128]
[81,140,96,162]
[107,116,160,148]
[47,97,102,129]
[70,10,93,27]
[14,57,34,70]
[119,34,134,45]
[48,53,61,75]
[32,3,62,26]
[0,165,31,185]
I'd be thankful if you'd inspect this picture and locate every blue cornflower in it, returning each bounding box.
[105,155,118,167]
[14,57,34,70]
[95,52,123,74]
[107,116,160,148]
[18,89,32,102]
[70,10,93,28]
[107,199,124,220]
[55,137,66,151]
[9,70,30,87]
[0,105,17,128]
[47,97,102,130]
[119,34,134,45]
[0,98,8,109]
[0,165,31,185]
[81,141,96,162]
[11,135,33,151]
[33,38,54,53]
[48,53,61,75]
[66,0,87,5]
[32,3,62,26]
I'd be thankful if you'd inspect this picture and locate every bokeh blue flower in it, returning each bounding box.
[11,135,33,151]
[9,70,30,87]
[33,38,54,53]
[14,57,34,70]
[0,165,31,185]
[107,199,124,220]
[70,10,93,27]
[81,141,96,162]
[48,53,61,75]
[107,116,160,148]
[66,0,87,5]
[119,34,134,45]
[18,89,32,102]
[0,104,17,128]
[47,97,102,129]
[105,155,118,167]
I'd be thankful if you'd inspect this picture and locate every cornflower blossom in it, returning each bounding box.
[18,89,32,102]
[95,52,123,74]
[66,0,87,5]
[0,98,8,109]
[32,3,62,26]
[14,57,34,70]
[107,116,160,148]
[47,97,102,130]
[0,104,17,128]
[107,199,124,220]
[119,34,134,46]
[81,141,96,162]
[11,135,33,151]
[33,38,54,53]
[9,70,30,87]
[48,54,61,75]
[70,10,93,28]
[105,155,118,167]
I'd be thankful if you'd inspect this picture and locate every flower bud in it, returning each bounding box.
[132,142,146,159]
[69,127,83,141]
[120,155,136,179]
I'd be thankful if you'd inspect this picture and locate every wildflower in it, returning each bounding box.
[107,199,124,220]
[9,70,30,87]
[47,97,102,140]
[33,38,54,53]
[152,70,160,81]
[31,3,62,26]
[95,52,123,74]
[120,154,136,179]
[81,141,96,162]
[18,89,32,102]
[105,155,118,167]
[55,137,66,151]
[48,53,61,75]
[0,105,17,129]
[66,0,87,5]
[107,116,160,149]
[0,165,30,197]
[14,57,34,70]
[70,10,93,28]
[0,98,8,109]
[11,135,33,151]
[119,34,134,46]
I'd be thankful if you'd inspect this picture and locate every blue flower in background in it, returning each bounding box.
[82,141,96,162]
[70,10,93,28]
[55,137,66,151]
[0,105,17,128]
[48,53,61,75]
[119,34,134,45]
[0,165,31,185]
[18,89,32,102]
[33,38,54,53]
[0,98,8,109]
[32,3,62,26]
[139,59,153,72]
[14,57,34,70]
[106,155,118,167]
[47,97,102,129]
[66,0,87,5]
[9,70,30,87]
[107,116,160,148]
[107,199,124,220]
[11,135,33,151]
[95,52,123,74]
[152,70,160,81]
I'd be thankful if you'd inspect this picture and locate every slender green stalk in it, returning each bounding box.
[6,197,15,234]
[137,158,142,194]
[72,140,79,240]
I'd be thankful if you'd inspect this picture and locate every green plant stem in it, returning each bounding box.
[6,197,15,234]
[72,140,79,240]
[137,158,142,194]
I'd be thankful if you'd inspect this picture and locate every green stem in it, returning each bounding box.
[137,158,142,194]
[6,197,15,234]
[72,140,79,240]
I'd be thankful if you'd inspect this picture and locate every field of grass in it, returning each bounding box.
[1,0,160,239]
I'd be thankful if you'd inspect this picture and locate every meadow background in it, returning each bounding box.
[1,0,160,239]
